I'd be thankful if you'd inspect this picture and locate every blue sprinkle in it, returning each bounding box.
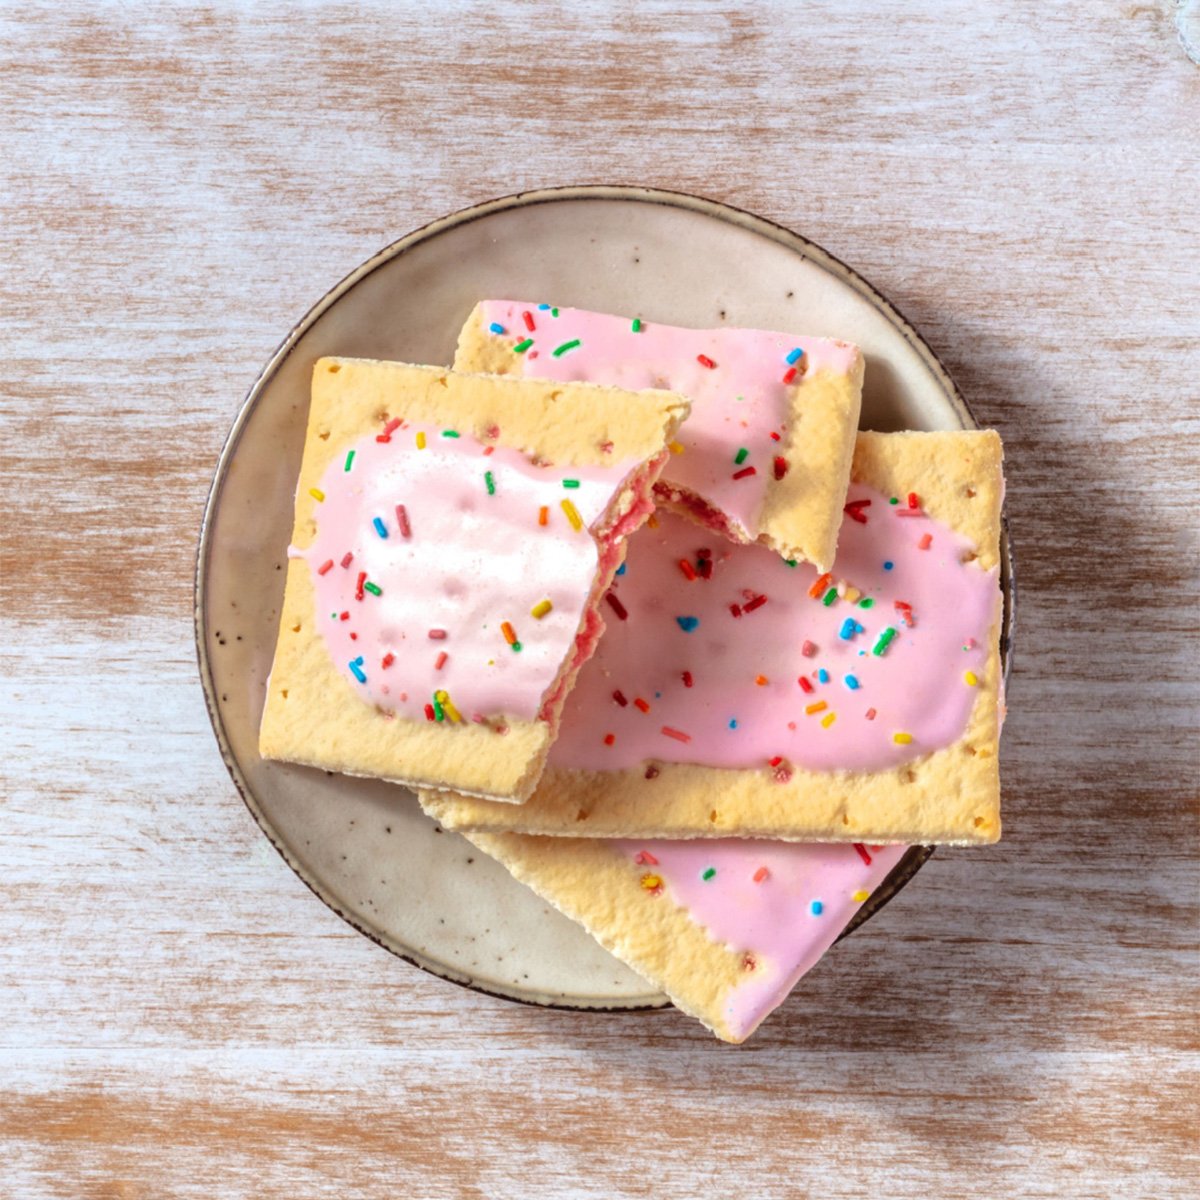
[488,322,506,335]
[372,517,388,539]
[883,561,894,571]
[810,899,823,916]
[676,615,700,633]
[537,303,551,310]
[615,563,626,576]
[818,668,830,683]
[838,617,858,641]
[348,658,367,684]
[728,718,738,730]
[845,674,861,690]
[785,347,804,365]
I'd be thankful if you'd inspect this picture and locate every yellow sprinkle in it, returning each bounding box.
[893,731,913,744]
[434,689,462,723]
[416,431,426,449]
[805,701,828,716]
[844,586,861,603]
[531,599,553,619]
[640,873,662,892]
[852,889,869,902]
[560,498,583,531]
[308,487,325,502]
[964,670,979,686]
[669,440,685,455]
[821,711,837,728]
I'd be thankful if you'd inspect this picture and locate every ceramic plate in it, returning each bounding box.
[195,186,1014,1011]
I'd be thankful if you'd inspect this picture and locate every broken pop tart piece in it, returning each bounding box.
[420,430,1005,841]
[463,832,909,1042]
[259,358,690,803]
[454,301,864,571]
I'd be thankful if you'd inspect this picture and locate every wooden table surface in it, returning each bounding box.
[3,3,1197,1197]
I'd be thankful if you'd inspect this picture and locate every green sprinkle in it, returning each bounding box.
[872,626,898,656]
[344,449,355,471]
[785,559,797,568]
[511,641,523,652]
[441,429,460,438]
[562,479,580,489]
[702,867,716,881]
[858,597,875,609]
[432,694,445,722]
[364,581,382,597]
[734,447,749,465]
[485,471,496,495]
[552,339,581,358]
[513,338,533,354]
[631,318,642,332]
[889,496,900,505]
[823,588,838,607]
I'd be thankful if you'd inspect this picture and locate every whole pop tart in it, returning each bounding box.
[258,358,689,803]
[454,301,864,571]
[421,431,1006,842]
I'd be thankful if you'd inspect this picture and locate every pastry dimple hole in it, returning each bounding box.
[903,769,917,783]
[961,551,978,564]
[280,689,288,699]
[841,814,850,826]
[291,623,301,633]
[327,363,341,373]
[575,809,589,822]
[965,487,976,498]
[709,809,718,823]
[974,816,986,828]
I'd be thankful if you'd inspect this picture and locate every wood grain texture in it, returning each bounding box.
[2,2,1197,1197]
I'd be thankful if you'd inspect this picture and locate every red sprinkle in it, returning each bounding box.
[782,366,798,384]
[381,653,395,669]
[395,504,412,538]
[729,603,742,618]
[349,632,357,640]
[908,491,919,509]
[428,629,447,640]
[355,571,366,601]
[697,556,713,579]
[482,446,495,456]
[801,639,817,657]
[697,354,716,369]
[865,707,877,720]
[773,455,789,480]
[798,676,814,694]
[661,726,691,743]
[743,594,767,613]
[603,733,615,746]
[681,671,694,688]
[753,867,769,883]
[605,592,629,621]
[769,755,783,767]
[678,559,697,581]
[634,697,651,713]
[522,310,536,331]
[377,417,402,443]
[635,851,659,865]
[645,765,660,780]
[918,533,933,550]
[731,466,757,480]
[339,611,349,621]
[612,690,629,707]
[317,559,334,575]
[896,508,924,517]
[844,499,871,524]
[424,703,436,722]
[435,651,448,670]
[854,843,873,865]
[341,552,354,569]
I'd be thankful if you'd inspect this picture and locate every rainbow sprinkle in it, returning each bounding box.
[344,450,355,471]
[631,318,643,332]
[488,322,506,334]
[872,627,897,656]
[845,674,861,690]
[484,470,496,495]
[309,488,325,502]
[364,581,382,597]
[348,657,366,684]
[552,339,581,358]
[513,338,533,354]
[531,599,553,619]
[372,517,388,539]
[734,447,749,465]
[964,670,979,686]
[560,498,583,531]
[785,347,804,364]
[701,866,716,881]
[676,615,699,632]
[852,889,869,902]
[415,431,426,450]
[893,731,913,744]
[562,479,580,489]
[810,899,824,916]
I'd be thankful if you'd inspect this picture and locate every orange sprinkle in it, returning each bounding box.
[538,505,549,526]
[805,701,828,715]
[633,697,651,713]
[755,674,768,686]
[501,621,518,646]
[753,867,769,883]
[808,572,832,599]
[918,533,932,550]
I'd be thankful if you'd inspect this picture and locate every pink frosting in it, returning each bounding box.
[551,490,999,772]
[478,301,859,542]
[295,421,643,722]
[615,838,908,1039]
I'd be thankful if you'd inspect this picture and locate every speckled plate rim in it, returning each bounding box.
[194,184,1015,1013]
